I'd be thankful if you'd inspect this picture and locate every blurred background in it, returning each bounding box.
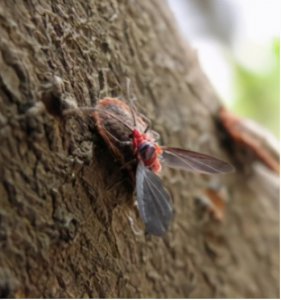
[167,0,280,138]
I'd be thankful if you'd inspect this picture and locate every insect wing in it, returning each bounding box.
[161,147,234,174]
[136,161,173,236]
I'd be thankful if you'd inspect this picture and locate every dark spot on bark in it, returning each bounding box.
[3,179,18,206]
[18,101,35,114]
[60,218,78,242]
[53,207,79,242]
[41,92,65,117]
[0,268,19,298]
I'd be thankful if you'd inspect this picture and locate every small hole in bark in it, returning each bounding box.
[41,92,65,117]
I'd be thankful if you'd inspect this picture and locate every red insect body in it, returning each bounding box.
[92,97,234,236]
[132,129,163,173]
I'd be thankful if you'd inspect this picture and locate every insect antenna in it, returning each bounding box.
[126,78,137,128]
[63,106,134,132]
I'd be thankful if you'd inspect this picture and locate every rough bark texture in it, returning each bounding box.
[0,0,279,298]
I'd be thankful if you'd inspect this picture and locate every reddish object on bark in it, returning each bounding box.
[93,98,233,236]
[218,106,279,174]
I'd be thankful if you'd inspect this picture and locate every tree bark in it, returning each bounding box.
[0,0,278,298]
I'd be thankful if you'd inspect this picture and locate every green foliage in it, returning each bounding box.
[232,39,280,138]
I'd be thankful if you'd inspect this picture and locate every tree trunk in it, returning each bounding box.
[0,0,278,298]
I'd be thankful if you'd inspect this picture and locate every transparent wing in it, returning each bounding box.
[161,147,234,174]
[136,161,173,236]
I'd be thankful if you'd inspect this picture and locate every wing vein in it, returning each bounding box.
[165,150,223,172]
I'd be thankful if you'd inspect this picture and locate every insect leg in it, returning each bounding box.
[120,158,137,170]
[138,113,157,137]
[101,125,132,146]
[106,176,127,192]
[63,107,132,146]
[141,117,160,141]
[144,124,150,133]
[125,78,156,137]
[62,107,96,117]
[106,159,137,192]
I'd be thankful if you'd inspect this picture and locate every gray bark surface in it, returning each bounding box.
[0,0,278,298]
